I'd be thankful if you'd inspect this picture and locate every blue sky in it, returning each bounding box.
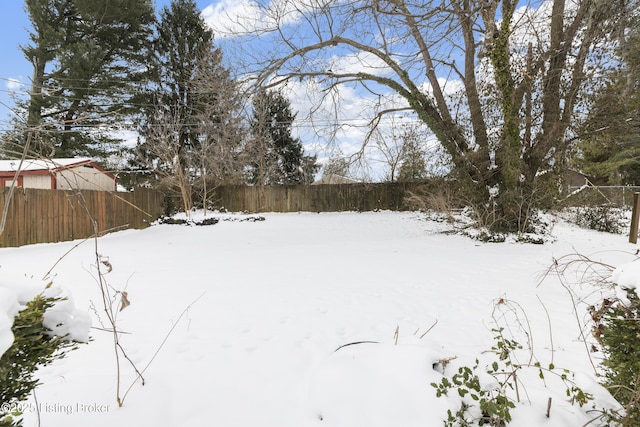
[0,1,31,124]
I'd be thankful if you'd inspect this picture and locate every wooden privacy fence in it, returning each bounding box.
[0,188,164,247]
[211,182,428,213]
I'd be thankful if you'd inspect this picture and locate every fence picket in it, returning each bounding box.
[0,188,164,247]
[211,182,427,213]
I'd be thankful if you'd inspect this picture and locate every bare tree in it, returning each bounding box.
[222,0,631,231]
[372,120,430,182]
[137,105,194,215]
[191,47,249,214]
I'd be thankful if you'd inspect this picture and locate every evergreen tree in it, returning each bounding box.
[397,126,428,182]
[249,88,318,185]
[17,0,154,159]
[135,0,250,211]
[321,157,351,179]
[577,17,640,185]
[133,0,214,202]
[151,0,213,153]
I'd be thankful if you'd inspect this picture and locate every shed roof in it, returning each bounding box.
[0,158,92,173]
[312,174,362,185]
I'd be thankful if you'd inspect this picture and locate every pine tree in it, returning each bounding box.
[133,0,214,208]
[135,0,250,212]
[577,14,640,185]
[17,0,154,159]
[397,126,428,182]
[249,88,318,185]
[151,0,213,153]
[322,157,351,179]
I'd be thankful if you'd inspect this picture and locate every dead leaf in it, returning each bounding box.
[101,257,113,273]
[120,291,131,312]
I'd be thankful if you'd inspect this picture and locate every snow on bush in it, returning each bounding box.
[0,278,91,358]
[609,259,640,308]
[611,260,640,291]
[0,287,19,357]
[600,259,640,423]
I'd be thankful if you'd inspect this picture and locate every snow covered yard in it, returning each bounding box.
[0,211,634,426]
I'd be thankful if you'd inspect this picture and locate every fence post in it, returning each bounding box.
[630,193,640,244]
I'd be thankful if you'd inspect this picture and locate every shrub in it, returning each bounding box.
[430,294,606,426]
[431,355,516,426]
[431,327,593,426]
[546,252,639,425]
[572,205,626,234]
[592,288,640,425]
[0,293,81,426]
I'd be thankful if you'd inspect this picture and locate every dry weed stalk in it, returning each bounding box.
[0,126,196,409]
[419,319,438,339]
[79,199,205,407]
[537,252,626,374]
[405,187,457,223]
[39,188,202,408]
[538,251,640,425]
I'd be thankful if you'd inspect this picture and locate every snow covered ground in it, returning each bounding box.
[0,211,636,426]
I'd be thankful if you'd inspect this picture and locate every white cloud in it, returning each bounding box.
[418,77,464,100]
[200,0,467,180]
[6,78,24,92]
[276,76,442,180]
[202,0,301,38]
[328,51,391,77]
[202,0,260,36]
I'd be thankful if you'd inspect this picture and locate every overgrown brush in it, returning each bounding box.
[544,252,640,425]
[591,288,640,424]
[570,205,627,234]
[431,298,596,426]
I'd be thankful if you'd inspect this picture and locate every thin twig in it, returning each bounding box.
[536,295,555,366]
[0,132,32,237]
[90,326,132,334]
[419,319,439,339]
[32,388,41,427]
[553,264,598,375]
[120,292,206,405]
[41,224,130,281]
[116,341,145,385]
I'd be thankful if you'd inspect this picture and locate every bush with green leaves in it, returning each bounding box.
[432,328,525,426]
[572,205,626,234]
[432,358,516,426]
[0,293,81,427]
[431,325,595,426]
[544,252,640,425]
[592,288,640,425]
